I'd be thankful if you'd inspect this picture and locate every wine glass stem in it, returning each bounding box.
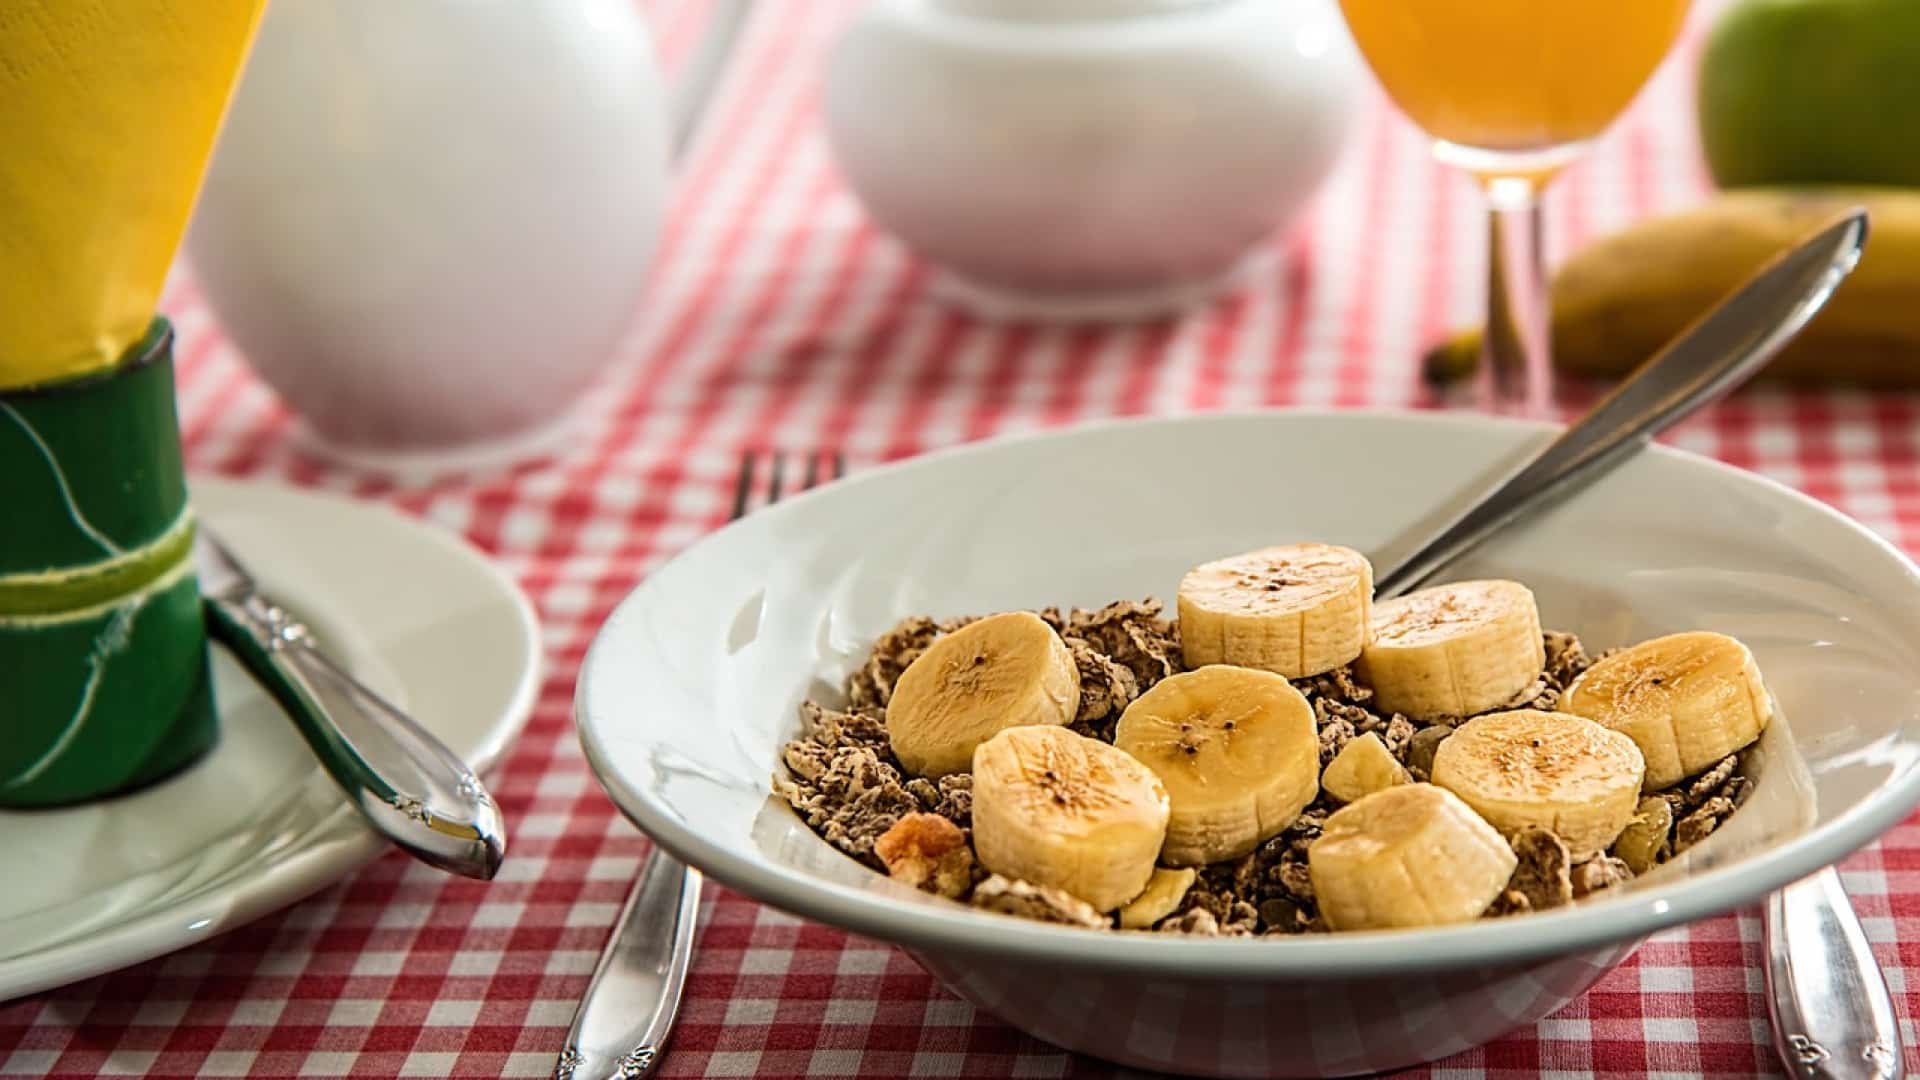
[1481,176,1552,417]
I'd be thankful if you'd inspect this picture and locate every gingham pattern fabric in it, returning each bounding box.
[6,2,1919,1076]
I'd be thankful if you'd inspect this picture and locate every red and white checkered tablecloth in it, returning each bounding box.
[7,1,1920,1076]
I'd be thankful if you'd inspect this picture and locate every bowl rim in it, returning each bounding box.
[577,407,1920,976]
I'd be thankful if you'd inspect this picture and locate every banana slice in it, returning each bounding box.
[1321,731,1409,804]
[1429,709,1645,860]
[887,611,1080,777]
[971,725,1169,911]
[1113,665,1320,866]
[1308,783,1518,931]
[1117,867,1199,930]
[1178,543,1374,678]
[1561,630,1771,791]
[1356,580,1545,720]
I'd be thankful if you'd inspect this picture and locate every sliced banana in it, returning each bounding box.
[1611,796,1674,874]
[1117,867,1199,930]
[1429,709,1645,860]
[1356,580,1545,720]
[971,725,1169,911]
[1561,630,1771,791]
[887,611,1081,777]
[1177,543,1374,678]
[1113,665,1320,866]
[1321,731,1409,804]
[1308,783,1518,931]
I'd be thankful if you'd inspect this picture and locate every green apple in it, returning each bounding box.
[1699,0,1920,187]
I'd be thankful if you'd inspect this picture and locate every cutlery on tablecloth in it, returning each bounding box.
[555,450,842,1080]
[197,528,508,881]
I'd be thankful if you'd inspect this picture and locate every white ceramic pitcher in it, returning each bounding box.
[186,0,748,473]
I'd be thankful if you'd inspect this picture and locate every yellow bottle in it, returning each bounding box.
[0,0,264,389]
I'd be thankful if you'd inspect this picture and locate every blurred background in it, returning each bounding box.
[161,0,1920,605]
[165,0,1728,468]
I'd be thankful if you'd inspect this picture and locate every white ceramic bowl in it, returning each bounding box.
[822,0,1362,320]
[576,412,1920,1077]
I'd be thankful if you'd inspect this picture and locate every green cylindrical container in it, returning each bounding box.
[0,318,216,807]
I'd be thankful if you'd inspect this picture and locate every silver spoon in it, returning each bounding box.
[1373,208,1896,1080]
[198,530,507,880]
[1375,208,1865,597]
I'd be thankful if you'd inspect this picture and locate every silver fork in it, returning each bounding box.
[556,450,844,1080]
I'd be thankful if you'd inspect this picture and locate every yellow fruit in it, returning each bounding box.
[886,611,1079,778]
[971,726,1169,912]
[1114,665,1320,866]
[1117,867,1199,930]
[1611,796,1674,874]
[1357,580,1544,720]
[1178,543,1374,679]
[1309,783,1517,931]
[1424,189,1920,390]
[1562,631,1770,791]
[1321,731,1409,805]
[1429,709,1645,860]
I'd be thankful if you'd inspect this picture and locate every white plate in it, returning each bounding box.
[0,478,540,1001]
[577,410,1920,1077]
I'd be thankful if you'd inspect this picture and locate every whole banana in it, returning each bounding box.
[1425,187,1920,389]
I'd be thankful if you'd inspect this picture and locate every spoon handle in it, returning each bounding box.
[1374,208,1867,599]
[554,852,701,1080]
[204,597,508,881]
[1765,867,1905,1079]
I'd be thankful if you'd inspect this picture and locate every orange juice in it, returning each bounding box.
[1339,1,1688,155]
[0,0,264,389]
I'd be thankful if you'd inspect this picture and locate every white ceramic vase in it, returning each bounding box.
[823,0,1365,320]
[186,0,676,472]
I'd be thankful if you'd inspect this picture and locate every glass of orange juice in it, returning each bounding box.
[1338,1,1690,415]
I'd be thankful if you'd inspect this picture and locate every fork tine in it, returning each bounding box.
[766,451,788,505]
[737,449,841,520]
[731,450,756,523]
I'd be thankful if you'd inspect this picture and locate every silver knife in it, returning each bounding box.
[196,527,507,880]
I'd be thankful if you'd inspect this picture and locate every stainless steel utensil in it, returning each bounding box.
[197,529,507,881]
[1372,209,1897,1080]
[1375,209,1868,597]
[1766,870,1904,1079]
[556,450,844,1080]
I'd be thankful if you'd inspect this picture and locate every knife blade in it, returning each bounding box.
[197,526,507,880]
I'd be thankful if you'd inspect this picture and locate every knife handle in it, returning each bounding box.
[204,595,507,880]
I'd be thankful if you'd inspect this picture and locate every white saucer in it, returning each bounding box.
[0,477,541,1001]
